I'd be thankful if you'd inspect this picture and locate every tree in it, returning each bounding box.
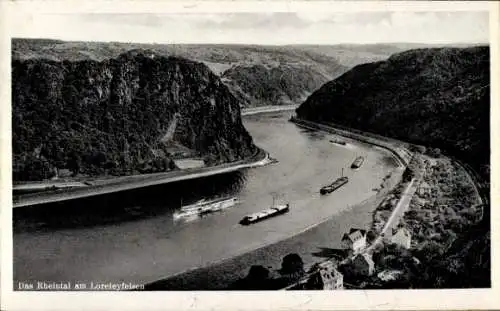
[366,230,377,244]
[246,265,271,281]
[415,240,444,262]
[67,152,82,175]
[428,148,441,157]
[22,155,55,181]
[279,253,305,280]
[229,265,273,290]
[411,145,426,154]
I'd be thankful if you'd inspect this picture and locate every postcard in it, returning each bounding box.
[1,1,498,310]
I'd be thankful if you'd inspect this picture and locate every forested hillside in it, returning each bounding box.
[13,39,407,107]
[221,63,336,106]
[12,49,256,181]
[296,46,490,179]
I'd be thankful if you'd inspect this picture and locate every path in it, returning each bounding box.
[13,149,270,208]
[241,104,298,116]
[367,178,418,252]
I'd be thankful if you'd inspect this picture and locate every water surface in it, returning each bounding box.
[14,111,398,286]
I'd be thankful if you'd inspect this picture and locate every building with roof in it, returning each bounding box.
[341,228,367,253]
[306,260,344,290]
[390,227,412,249]
[351,253,375,277]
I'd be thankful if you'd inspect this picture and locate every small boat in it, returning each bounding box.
[329,139,346,146]
[351,156,365,169]
[240,197,290,225]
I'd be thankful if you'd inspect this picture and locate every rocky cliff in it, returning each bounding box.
[296,46,490,177]
[15,39,398,107]
[12,49,257,181]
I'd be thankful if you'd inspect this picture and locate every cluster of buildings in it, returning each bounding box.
[286,226,413,290]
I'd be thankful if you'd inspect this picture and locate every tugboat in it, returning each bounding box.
[320,169,349,195]
[240,197,290,225]
[351,156,365,169]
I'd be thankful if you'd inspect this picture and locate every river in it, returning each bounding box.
[13,111,399,288]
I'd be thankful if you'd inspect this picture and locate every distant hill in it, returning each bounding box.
[287,43,485,68]
[12,38,415,107]
[296,46,490,178]
[12,49,257,181]
[221,62,342,106]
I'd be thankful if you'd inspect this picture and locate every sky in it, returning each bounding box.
[10,10,489,45]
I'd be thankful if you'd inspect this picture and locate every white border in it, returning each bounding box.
[0,0,493,13]
[1,1,498,310]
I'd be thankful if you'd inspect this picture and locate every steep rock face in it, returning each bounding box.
[296,46,490,176]
[12,50,257,181]
[12,39,355,107]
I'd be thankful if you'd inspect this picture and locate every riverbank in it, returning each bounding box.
[241,104,299,116]
[144,169,403,290]
[289,116,412,167]
[353,153,488,289]
[13,106,300,208]
[13,148,270,208]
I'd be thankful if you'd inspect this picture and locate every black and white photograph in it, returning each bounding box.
[0,1,497,310]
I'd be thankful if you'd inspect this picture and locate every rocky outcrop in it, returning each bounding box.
[12,49,257,181]
[11,39,357,107]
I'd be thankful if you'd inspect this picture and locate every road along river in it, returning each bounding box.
[13,111,401,288]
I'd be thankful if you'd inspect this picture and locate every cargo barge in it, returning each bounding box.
[240,200,290,225]
[320,176,349,195]
[351,156,365,169]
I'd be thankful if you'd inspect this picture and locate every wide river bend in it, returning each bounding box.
[14,111,399,286]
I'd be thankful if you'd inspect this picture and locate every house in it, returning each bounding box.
[306,260,344,290]
[341,228,367,253]
[391,227,412,249]
[351,253,375,277]
[418,181,431,196]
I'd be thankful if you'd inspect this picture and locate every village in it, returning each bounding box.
[277,150,483,290]
[281,225,414,290]
[222,144,484,291]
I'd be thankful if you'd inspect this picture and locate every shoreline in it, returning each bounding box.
[13,148,270,208]
[240,104,298,116]
[289,116,412,167]
[13,106,297,208]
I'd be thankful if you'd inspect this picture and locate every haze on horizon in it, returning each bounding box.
[11,11,489,45]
